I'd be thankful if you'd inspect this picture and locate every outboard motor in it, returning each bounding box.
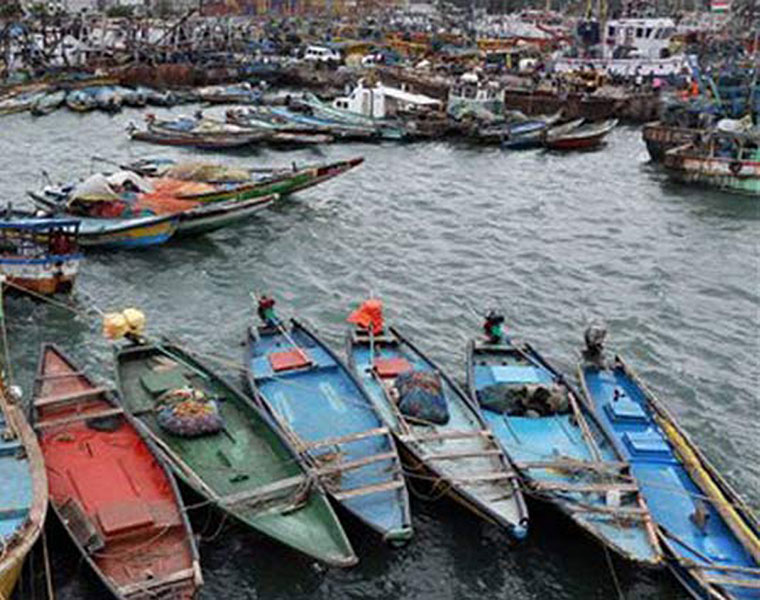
[583,320,607,368]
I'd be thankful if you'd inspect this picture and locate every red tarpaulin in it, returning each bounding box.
[347,298,384,334]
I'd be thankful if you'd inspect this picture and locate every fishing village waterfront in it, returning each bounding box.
[0,1,759,599]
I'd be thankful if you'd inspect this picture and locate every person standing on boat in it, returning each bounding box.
[258,295,279,328]
[483,311,505,344]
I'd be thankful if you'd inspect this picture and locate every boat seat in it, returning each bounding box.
[97,499,154,537]
[141,369,191,396]
[623,429,671,457]
[373,357,412,379]
[0,440,21,458]
[605,398,648,422]
[269,349,311,372]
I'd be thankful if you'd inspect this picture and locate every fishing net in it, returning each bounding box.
[395,371,449,425]
[156,387,223,437]
[163,162,251,183]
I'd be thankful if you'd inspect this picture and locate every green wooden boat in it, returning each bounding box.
[114,340,357,567]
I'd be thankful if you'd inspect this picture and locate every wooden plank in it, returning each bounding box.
[515,459,628,473]
[570,504,648,516]
[702,575,760,589]
[532,481,639,493]
[34,407,123,430]
[36,371,85,381]
[34,387,109,409]
[684,563,760,575]
[317,452,397,475]
[332,479,405,501]
[425,449,503,461]
[399,429,491,443]
[453,472,514,484]
[304,427,389,450]
[219,475,306,508]
[118,567,196,596]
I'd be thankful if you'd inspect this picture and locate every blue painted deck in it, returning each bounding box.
[349,330,527,539]
[582,362,760,598]
[469,341,660,565]
[0,411,33,548]
[248,324,410,540]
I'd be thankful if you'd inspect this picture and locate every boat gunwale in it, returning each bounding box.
[32,342,203,599]
[245,318,414,542]
[113,340,358,568]
[465,338,662,566]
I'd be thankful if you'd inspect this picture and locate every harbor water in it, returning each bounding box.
[1,107,758,599]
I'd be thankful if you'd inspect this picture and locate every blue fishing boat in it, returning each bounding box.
[0,372,48,599]
[345,299,528,540]
[578,327,760,599]
[466,314,661,565]
[246,302,413,543]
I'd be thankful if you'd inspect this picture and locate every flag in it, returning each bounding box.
[711,0,730,12]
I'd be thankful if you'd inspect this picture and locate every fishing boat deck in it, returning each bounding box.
[117,344,357,566]
[0,422,32,542]
[583,364,760,596]
[470,343,659,564]
[249,326,409,539]
[350,330,526,537]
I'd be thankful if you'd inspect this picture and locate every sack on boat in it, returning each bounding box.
[156,387,223,437]
[479,383,569,416]
[395,371,449,425]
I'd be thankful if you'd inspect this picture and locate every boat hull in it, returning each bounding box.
[663,152,760,196]
[0,254,81,295]
[642,122,700,162]
[247,319,413,543]
[78,215,179,248]
[467,339,660,566]
[579,356,760,599]
[176,194,276,237]
[115,342,358,567]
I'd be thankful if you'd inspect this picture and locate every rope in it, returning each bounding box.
[603,543,625,600]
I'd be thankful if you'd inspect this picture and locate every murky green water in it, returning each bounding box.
[1,105,758,599]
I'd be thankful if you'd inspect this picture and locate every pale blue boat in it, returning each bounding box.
[466,335,661,565]
[246,318,413,543]
[579,349,760,599]
[0,387,48,598]
[346,320,528,540]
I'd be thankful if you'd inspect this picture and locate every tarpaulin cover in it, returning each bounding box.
[347,298,384,334]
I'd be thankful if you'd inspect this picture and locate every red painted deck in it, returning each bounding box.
[34,346,200,599]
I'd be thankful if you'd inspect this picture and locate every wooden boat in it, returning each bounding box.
[643,121,702,163]
[225,108,335,145]
[0,219,82,295]
[578,348,760,599]
[0,367,48,599]
[65,89,98,113]
[246,318,413,543]
[175,193,276,237]
[32,344,202,599]
[115,340,357,567]
[128,126,266,150]
[0,90,46,115]
[466,333,661,565]
[267,107,378,140]
[122,157,365,203]
[17,204,180,250]
[345,303,529,539]
[300,93,407,140]
[30,90,66,116]
[663,133,760,196]
[545,118,618,150]
[198,83,261,105]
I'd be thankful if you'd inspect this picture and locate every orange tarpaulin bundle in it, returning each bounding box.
[347,299,384,334]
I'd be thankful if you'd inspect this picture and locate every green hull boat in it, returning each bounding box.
[115,341,357,567]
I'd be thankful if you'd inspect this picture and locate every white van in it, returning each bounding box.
[303,45,341,64]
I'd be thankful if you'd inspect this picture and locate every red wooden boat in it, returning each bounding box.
[545,118,618,150]
[32,344,202,599]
